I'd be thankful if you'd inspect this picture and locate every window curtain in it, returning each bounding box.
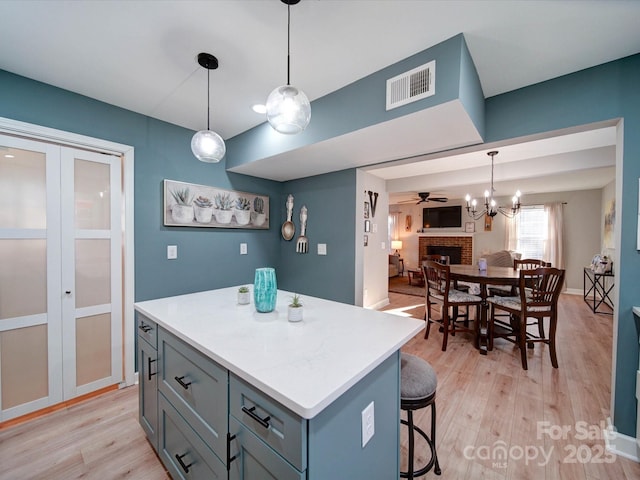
[505,215,518,252]
[544,202,564,269]
[388,212,400,252]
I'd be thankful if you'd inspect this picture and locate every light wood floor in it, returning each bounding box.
[386,291,640,479]
[0,293,638,479]
[0,386,168,480]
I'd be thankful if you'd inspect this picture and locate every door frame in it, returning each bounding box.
[0,116,136,389]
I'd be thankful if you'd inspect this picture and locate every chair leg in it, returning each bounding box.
[407,410,415,479]
[488,305,495,351]
[424,301,432,339]
[549,313,558,368]
[431,401,441,475]
[517,315,528,370]
[441,312,449,351]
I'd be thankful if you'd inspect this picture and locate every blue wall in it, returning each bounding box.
[2,50,639,437]
[0,70,282,301]
[225,34,482,169]
[277,169,357,304]
[485,54,640,437]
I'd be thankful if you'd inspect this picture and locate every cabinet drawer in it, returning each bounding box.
[229,416,305,480]
[158,328,228,459]
[229,373,307,471]
[136,313,157,349]
[158,393,226,480]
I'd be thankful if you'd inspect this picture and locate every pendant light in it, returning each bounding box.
[266,0,311,134]
[465,151,521,219]
[191,52,226,163]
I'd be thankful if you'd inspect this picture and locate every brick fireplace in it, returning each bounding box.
[418,236,473,265]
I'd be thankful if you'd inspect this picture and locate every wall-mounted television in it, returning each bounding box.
[423,205,462,228]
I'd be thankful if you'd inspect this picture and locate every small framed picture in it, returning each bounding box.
[364,201,370,219]
[465,221,475,233]
[364,220,371,232]
[364,235,368,247]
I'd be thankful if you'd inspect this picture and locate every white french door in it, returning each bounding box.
[0,134,123,421]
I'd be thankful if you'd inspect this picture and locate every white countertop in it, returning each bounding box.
[135,287,423,419]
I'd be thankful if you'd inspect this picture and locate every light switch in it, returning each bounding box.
[317,243,327,255]
[167,245,177,259]
[381,242,386,249]
[240,243,248,255]
[372,223,378,233]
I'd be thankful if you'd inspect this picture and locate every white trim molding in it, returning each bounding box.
[605,417,640,462]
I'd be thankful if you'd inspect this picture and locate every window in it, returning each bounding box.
[515,205,547,259]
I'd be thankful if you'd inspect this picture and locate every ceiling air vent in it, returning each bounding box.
[386,60,435,111]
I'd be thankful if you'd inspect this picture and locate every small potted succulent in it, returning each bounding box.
[214,193,234,224]
[170,187,194,224]
[235,197,251,226]
[252,197,266,226]
[193,195,213,223]
[237,285,250,305]
[288,293,303,322]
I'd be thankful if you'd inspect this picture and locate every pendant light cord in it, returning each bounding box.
[206,68,211,130]
[287,2,291,86]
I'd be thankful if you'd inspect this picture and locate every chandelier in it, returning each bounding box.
[465,150,521,219]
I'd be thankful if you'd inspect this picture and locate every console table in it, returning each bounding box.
[583,267,614,314]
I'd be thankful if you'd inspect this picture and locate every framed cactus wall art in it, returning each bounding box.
[163,179,269,229]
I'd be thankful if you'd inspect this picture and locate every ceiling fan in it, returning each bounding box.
[398,192,448,205]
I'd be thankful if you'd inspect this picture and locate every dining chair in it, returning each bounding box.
[423,260,482,351]
[487,267,565,370]
[488,258,551,297]
[422,255,470,293]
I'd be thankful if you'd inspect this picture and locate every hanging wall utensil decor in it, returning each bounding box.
[281,194,295,240]
[296,206,309,253]
[368,191,378,217]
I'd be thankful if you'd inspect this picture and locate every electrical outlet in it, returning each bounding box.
[361,401,375,447]
[240,243,248,255]
[372,223,377,233]
[167,245,177,259]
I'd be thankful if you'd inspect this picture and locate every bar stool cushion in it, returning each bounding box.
[401,353,437,402]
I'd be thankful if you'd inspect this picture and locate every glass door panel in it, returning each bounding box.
[76,313,112,387]
[0,239,47,320]
[0,324,49,409]
[75,239,111,309]
[74,159,110,230]
[0,148,46,229]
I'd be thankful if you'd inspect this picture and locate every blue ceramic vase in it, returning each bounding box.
[254,267,277,313]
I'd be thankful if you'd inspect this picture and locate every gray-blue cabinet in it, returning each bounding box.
[136,315,158,451]
[138,316,401,480]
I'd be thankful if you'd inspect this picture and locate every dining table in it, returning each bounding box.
[449,264,521,354]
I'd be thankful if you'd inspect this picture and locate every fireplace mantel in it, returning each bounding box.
[418,232,474,238]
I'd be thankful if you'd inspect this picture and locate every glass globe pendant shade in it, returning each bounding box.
[191,129,226,163]
[266,84,311,134]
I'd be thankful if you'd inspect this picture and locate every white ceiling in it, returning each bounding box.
[1,0,637,194]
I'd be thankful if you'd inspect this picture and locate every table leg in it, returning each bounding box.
[478,285,489,355]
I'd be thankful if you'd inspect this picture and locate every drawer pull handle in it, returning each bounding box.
[174,376,191,390]
[242,406,271,429]
[147,357,157,381]
[138,324,152,333]
[175,452,192,474]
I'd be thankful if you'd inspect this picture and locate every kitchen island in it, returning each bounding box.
[135,287,423,479]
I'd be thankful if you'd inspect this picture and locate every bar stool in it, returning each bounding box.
[400,353,441,478]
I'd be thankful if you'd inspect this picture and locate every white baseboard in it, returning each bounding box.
[564,288,582,296]
[367,297,390,310]
[605,417,640,462]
